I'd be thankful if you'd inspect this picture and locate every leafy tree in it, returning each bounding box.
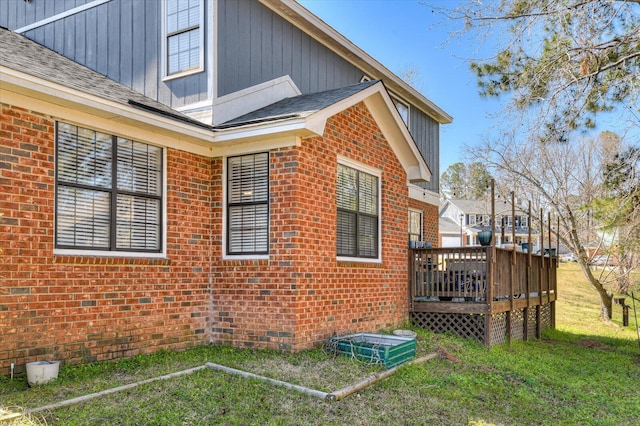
[438,0,640,140]
[470,131,626,321]
[441,162,493,200]
[592,143,640,293]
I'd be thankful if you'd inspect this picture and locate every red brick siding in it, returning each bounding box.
[409,198,439,247]
[212,103,411,350]
[0,99,436,370]
[0,103,210,373]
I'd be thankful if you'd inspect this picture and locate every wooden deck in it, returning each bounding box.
[408,246,557,346]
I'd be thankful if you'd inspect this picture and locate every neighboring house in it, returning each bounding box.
[0,0,451,373]
[439,199,537,248]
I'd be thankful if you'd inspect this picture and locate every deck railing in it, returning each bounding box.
[409,246,557,308]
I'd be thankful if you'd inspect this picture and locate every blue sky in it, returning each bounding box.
[298,0,504,174]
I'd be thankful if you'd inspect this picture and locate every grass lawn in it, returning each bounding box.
[1,262,639,425]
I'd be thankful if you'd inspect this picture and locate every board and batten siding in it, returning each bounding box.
[217,0,363,97]
[410,107,440,193]
[2,0,209,110]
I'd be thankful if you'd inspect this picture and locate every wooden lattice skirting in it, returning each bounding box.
[411,304,553,347]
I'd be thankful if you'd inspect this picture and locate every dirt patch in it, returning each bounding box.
[436,346,461,363]
[578,339,614,350]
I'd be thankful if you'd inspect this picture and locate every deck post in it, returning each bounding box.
[486,180,496,347]
[485,246,494,346]
[536,208,545,338]
[506,191,517,344]
[408,248,415,313]
[524,201,532,341]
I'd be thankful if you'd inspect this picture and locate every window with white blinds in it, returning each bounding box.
[227,153,269,255]
[165,0,203,76]
[337,163,379,259]
[55,123,163,253]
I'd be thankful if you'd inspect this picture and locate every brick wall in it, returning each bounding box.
[0,100,438,371]
[212,102,413,350]
[0,103,211,374]
[409,198,439,248]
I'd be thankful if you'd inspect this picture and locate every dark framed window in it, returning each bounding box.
[409,210,423,243]
[227,153,269,255]
[337,163,379,258]
[55,123,163,253]
[166,0,202,76]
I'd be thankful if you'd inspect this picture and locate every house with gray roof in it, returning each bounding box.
[440,199,538,249]
[0,0,450,373]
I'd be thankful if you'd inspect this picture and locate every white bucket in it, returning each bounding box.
[26,360,60,385]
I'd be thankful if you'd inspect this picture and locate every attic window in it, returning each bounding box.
[164,0,204,78]
[391,96,409,126]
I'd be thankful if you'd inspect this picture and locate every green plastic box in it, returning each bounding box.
[329,333,416,369]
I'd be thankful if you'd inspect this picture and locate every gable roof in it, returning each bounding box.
[213,79,432,182]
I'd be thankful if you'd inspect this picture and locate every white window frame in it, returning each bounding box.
[222,152,270,260]
[161,0,206,81]
[53,122,167,258]
[337,156,382,263]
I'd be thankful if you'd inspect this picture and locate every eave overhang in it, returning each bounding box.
[2,67,430,182]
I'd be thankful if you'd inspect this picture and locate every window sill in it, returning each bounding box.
[162,67,204,82]
[337,256,383,266]
[222,254,269,262]
[53,255,171,266]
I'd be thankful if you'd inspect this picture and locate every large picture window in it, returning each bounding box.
[337,163,379,259]
[165,0,203,76]
[227,153,269,255]
[55,123,163,253]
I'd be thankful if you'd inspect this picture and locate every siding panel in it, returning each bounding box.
[119,0,132,88]
[217,0,362,97]
[144,1,159,101]
[131,0,146,94]
[106,0,121,82]
[85,7,97,72]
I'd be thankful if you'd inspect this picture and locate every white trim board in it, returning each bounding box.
[15,0,112,34]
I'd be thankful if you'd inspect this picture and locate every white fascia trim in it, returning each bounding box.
[213,117,314,143]
[409,185,440,207]
[15,0,111,33]
[214,135,301,157]
[1,67,213,144]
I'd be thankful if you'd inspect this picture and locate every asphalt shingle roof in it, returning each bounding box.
[217,80,380,128]
[0,27,209,129]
